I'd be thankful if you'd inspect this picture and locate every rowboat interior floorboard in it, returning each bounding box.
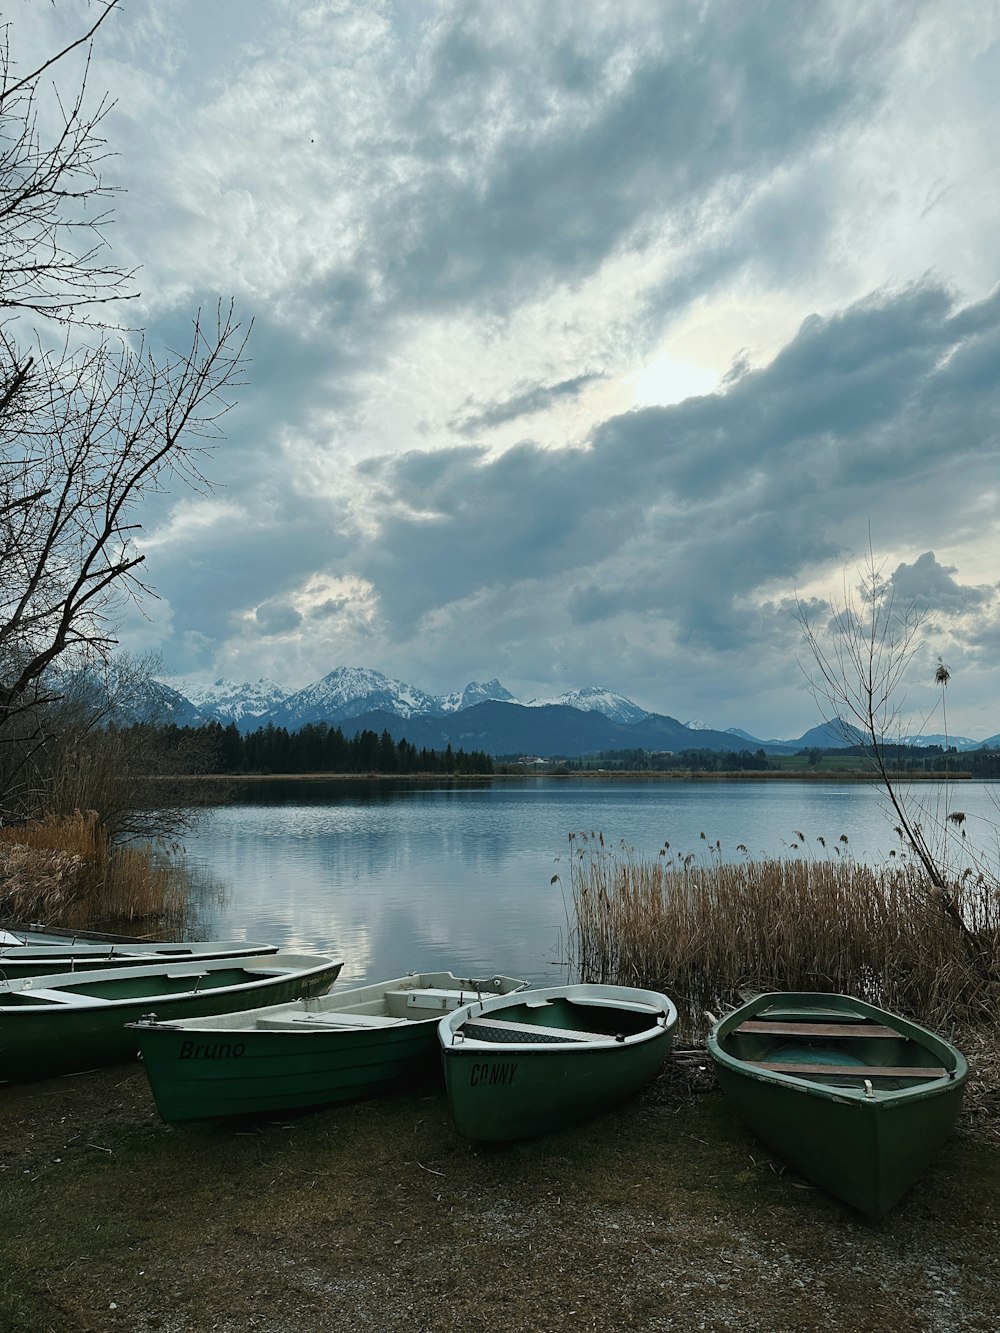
[461,1017,609,1042]
[735,1020,899,1038]
[749,1060,948,1079]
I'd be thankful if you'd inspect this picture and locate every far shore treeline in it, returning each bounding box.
[133,720,495,776]
[121,720,1000,779]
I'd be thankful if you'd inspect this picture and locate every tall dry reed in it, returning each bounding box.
[563,832,1000,1036]
[0,811,187,932]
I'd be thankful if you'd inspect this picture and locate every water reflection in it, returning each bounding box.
[180,778,1000,987]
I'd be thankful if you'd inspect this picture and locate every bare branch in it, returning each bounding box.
[0,10,252,819]
[0,3,120,109]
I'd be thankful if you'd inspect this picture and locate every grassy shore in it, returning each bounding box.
[1,1053,998,1333]
[147,769,972,781]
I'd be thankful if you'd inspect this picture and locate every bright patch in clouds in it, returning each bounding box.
[140,499,249,551]
[631,348,718,408]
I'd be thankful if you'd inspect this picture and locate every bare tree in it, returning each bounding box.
[0,3,250,810]
[796,544,995,935]
[0,1,131,321]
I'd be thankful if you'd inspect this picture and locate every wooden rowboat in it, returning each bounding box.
[438,983,678,1141]
[0,921,144,946]
[0,937,280,978]
[129,971,529,1122]
[708,992,968,1220]
[0,951,343,1082]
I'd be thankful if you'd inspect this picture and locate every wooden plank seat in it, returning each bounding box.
[462,1016,609,1043]
[396,987,491,1008]
[736,1020,900,1039]
[750,1060,948,1079]
[10,987,109,1006]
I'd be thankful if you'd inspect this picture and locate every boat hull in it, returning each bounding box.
[0,952,342,1081]
[439,984,677,1141]
[137,1020,443,1122]
[131,971,529,1122]
[708,992,968,1220]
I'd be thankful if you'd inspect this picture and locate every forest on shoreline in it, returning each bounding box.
[129,719,1000,780]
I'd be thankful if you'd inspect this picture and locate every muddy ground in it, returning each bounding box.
[1,1050,998,1333]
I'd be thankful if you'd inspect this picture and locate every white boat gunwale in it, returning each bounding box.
[0,951,343,1010]
[439,982,677,1051]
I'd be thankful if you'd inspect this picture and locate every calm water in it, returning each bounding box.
[181,778,1000,987]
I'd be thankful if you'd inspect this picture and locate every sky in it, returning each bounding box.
[16,0,1000,739]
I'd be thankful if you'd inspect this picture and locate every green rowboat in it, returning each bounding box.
[438,983,678,1141]
[708,992,968,1220]
[0,937,280,978]
[130,970,529,1122]
[0,951,343,1081]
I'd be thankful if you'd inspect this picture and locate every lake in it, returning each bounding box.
[180,777,1000,987]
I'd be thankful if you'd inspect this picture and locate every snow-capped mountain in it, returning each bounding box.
[438,679,518,712]
[725,727,762,743]
[60,665,210,728]
[174,677,289,724]
[159,667,657,734]
[272,667,444,729]
[898,733,981,752]
[144,665,1000,755]
[526,687,651,726]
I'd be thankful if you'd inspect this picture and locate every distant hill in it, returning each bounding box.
[284,700,759,759]
[150,665,997,760]
[789,720,867,749]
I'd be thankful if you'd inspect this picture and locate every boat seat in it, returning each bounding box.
[12,987,108,1006]
[736,1020,899,1039]
[567,995,663,1015]
[462,1016,609,1043]
[395,988,491,1009]
[749,1060,948,1079]
[256,1012,408,1030]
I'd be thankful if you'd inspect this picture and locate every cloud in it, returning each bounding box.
[450,372,606,435]
[352,280,1000,644]
[18,0,1000,733]
[253,600,303,635]
[890,552,995,614]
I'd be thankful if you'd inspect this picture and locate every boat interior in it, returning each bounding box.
[258,986,489,1030]
[134,977,523,1032]
[458,993,667,1044]
[723,1005,953,1087]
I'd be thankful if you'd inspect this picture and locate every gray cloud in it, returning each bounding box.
[354,280,1000,657]
[890,553,994,614]
[450,372,606,435]
[254,600,303,636]
[375,2,893,314]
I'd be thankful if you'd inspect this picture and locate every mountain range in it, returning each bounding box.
[146,666,999,760]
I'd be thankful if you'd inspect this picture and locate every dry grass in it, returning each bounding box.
[564,832,1000,1037]
[0,810,187,931]
[2,1058,999,1333]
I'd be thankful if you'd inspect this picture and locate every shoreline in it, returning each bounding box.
[143,769,978,783]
